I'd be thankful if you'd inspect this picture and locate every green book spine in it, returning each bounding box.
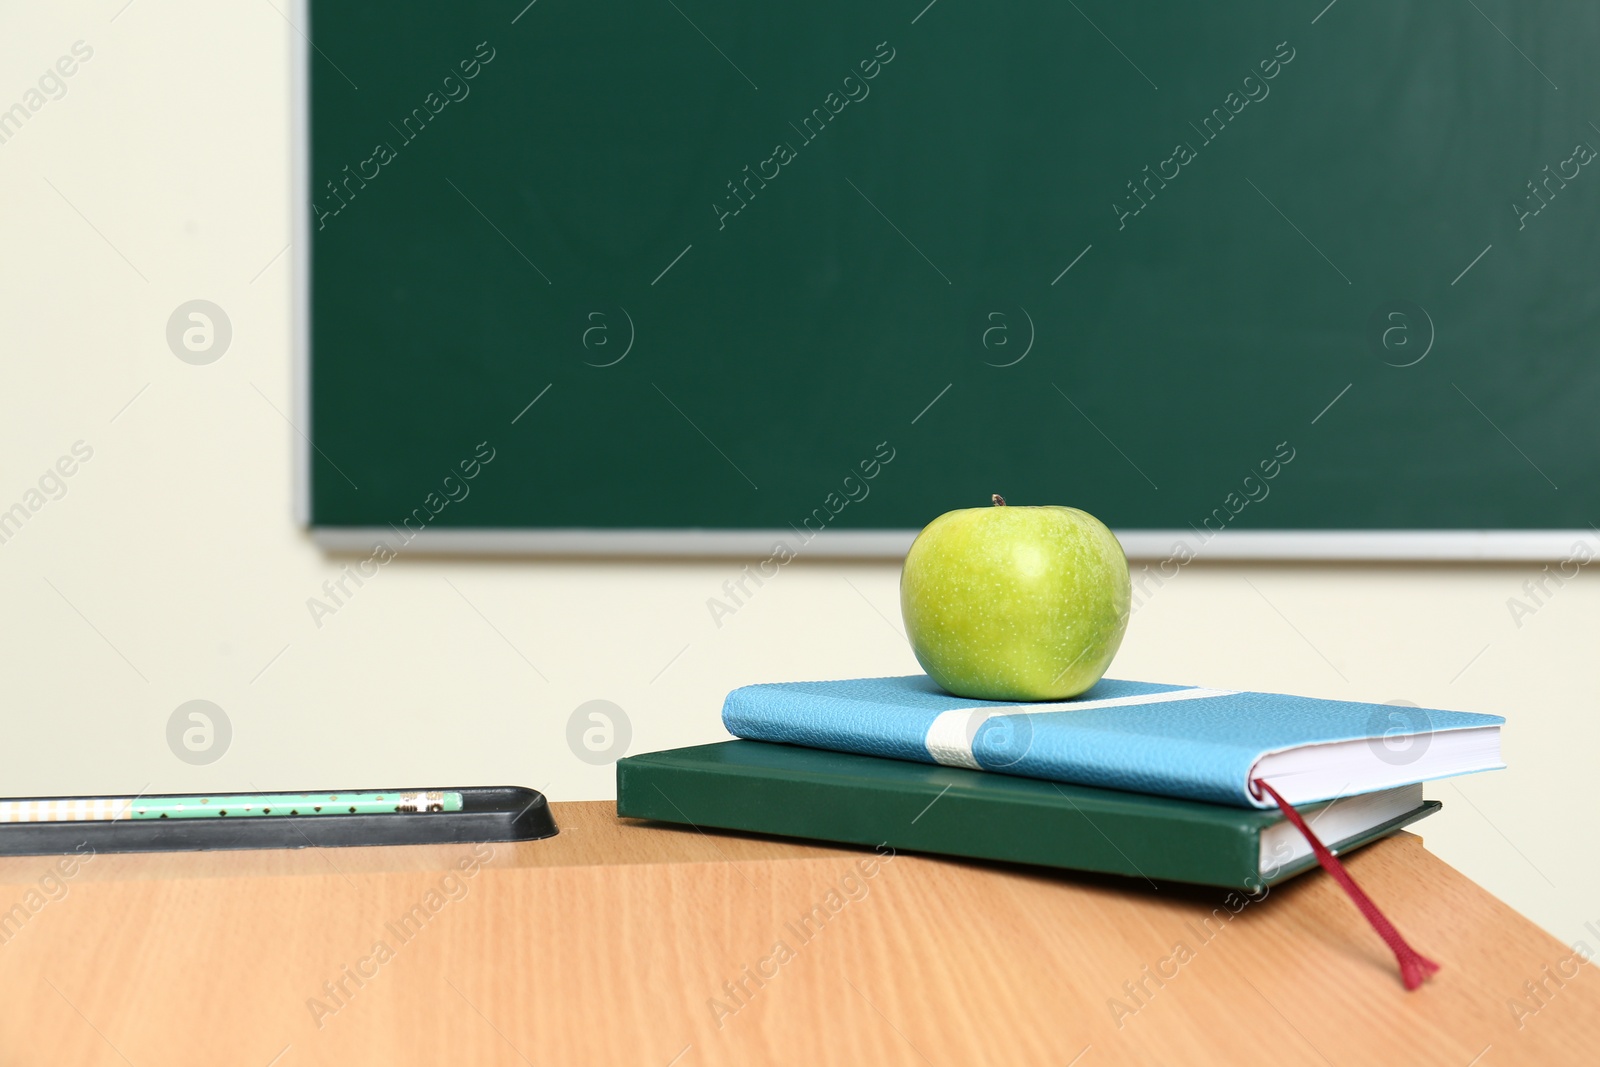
[616,741,1440,890]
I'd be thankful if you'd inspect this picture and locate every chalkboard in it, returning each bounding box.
[301,1,1600,557]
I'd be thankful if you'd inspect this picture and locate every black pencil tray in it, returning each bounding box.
[0,786,557,856]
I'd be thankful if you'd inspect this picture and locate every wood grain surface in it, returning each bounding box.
[0,801,1593,1065]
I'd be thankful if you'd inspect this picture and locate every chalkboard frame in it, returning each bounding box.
[304,527,1592,562]
[289,0,1588,562]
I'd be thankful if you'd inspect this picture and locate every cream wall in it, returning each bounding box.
[2,3,1594,950]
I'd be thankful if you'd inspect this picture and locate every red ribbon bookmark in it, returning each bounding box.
[1252,778,1441,991]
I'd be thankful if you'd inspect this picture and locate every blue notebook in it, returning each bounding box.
[722,675,1505,808]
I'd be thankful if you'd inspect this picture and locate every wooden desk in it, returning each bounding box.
[0,801,1593,1065]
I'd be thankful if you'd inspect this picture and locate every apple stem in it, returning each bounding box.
[992,494,1006,507]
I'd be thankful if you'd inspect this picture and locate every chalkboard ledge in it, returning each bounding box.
[308,527,1593,562]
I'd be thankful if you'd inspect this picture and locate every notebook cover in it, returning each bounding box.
[721,675,1503,808]
[616,741,1441,890]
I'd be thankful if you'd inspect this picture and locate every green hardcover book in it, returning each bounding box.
[616,741,1441,890]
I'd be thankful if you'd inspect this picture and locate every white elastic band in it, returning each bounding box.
[924,687,1238,770]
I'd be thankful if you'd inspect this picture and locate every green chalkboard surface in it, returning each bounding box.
[305,1,1599,549]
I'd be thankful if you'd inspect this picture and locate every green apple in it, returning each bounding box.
[899,496,1131,701]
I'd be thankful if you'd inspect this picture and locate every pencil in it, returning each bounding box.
[0,790,463,822]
